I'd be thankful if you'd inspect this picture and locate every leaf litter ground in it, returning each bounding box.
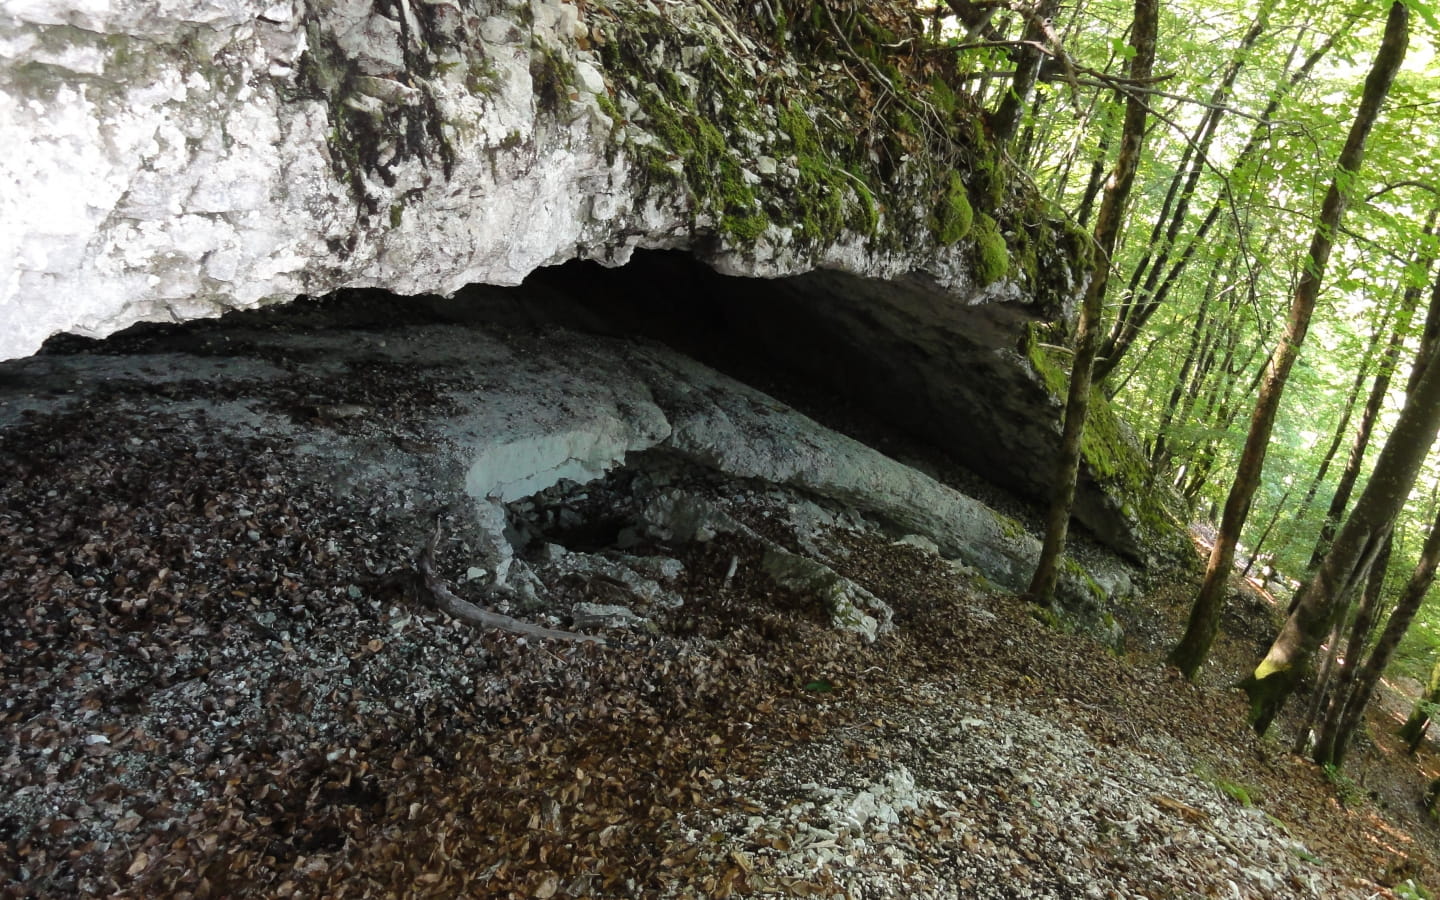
[1,317,1439,898]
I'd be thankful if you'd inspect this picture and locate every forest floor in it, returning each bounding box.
[4,319,1440,897]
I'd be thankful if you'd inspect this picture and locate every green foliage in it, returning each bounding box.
[1292,846,1325,866]
[1322,763,1366,808]
[930,76,958,117]
[1030,604,1076,633]
[1216,777,1256,806]
[1195,762,1260,807]
[1396,879,1435,900]
[1402,0,1440,32]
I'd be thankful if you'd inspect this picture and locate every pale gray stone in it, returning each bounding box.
[0,0,1035,362]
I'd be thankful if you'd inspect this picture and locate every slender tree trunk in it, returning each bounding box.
[1311,535,1392,763]
[1149,252,1232,469]
[990,0,1061,147]
[1308,361,1399,570]
[1308,213,1439,568]
[1171,1,1410,682]
[1094,13,1350,386]
[1246,331,1440,737]
[1284,319,1381,567]
[1075,127,1112,229]
[1026,0,1157,607]
[1178,335,1266,504]
[1294,618,1348,756]
[1401,655,1440,752]
[1319,504,1440,765]
[1241,483,1293,578]
[1093,11,1269,383]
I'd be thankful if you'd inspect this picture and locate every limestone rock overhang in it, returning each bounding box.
[0,0,1182,565]
[473,251,1177,567]
[0,0,1077,361]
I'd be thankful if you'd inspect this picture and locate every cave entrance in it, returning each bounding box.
[456,249,1052,523]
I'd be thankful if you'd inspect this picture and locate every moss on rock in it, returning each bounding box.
[584,0,1075,288]
[937,172,974,245]
[972,213,1010,285]
[1023,326,1188,563]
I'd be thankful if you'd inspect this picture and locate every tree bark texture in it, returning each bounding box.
[990,0,1061,147]
[1311,534,1391,764]
[1246,324,1440,737]
[1318,503,1440,765]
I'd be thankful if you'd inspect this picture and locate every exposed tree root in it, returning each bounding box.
[418,522,607,646]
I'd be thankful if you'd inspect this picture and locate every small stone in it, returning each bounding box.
[571,602,644,630]
[573,61,606,95]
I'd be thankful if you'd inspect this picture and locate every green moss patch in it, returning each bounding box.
[1024,326,1185,551]
[291,10,456,214]
[936,172,974,245]
[589,1,1044,262]
[972,213,1010,285]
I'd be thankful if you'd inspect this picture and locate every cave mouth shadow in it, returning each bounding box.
[34,249,1089,557]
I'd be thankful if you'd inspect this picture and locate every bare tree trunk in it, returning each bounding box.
[1026,0,1157,607]
[1246,329,1440,737]
[1093,11,1269,383]
[1284,326,1380,568]
[1171,1,1410,682]
[1093,13,1349,385]
[1074,126,1112,229]
[1401,654,1440,752]
[1311,535,1392,763]
[990,0,1061,147]
[1318,504,1440,765]
[1150,251,1230,472]
[1241,482,1293,579]
[1293,618,1347,756]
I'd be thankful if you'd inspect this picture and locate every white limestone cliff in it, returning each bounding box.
[0,0,1054,361]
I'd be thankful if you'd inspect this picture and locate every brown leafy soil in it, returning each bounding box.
[3,324,1440,898]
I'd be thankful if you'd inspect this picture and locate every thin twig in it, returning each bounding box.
[695,0,746,50]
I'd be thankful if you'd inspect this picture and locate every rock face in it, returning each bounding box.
[0,0,1078,359]
[0,0,1180,561]
[515,251,1179,565]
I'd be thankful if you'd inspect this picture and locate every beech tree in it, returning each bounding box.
[1169,0,1411,681]
[1026,0,1158,607]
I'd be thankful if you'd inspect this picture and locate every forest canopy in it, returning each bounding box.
[923,0,1440,763]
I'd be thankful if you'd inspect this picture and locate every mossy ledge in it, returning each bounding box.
[0,0,1089,360]
[585,0,1081,299]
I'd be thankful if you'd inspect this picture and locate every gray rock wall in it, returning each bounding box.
[0,0,1073,360]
